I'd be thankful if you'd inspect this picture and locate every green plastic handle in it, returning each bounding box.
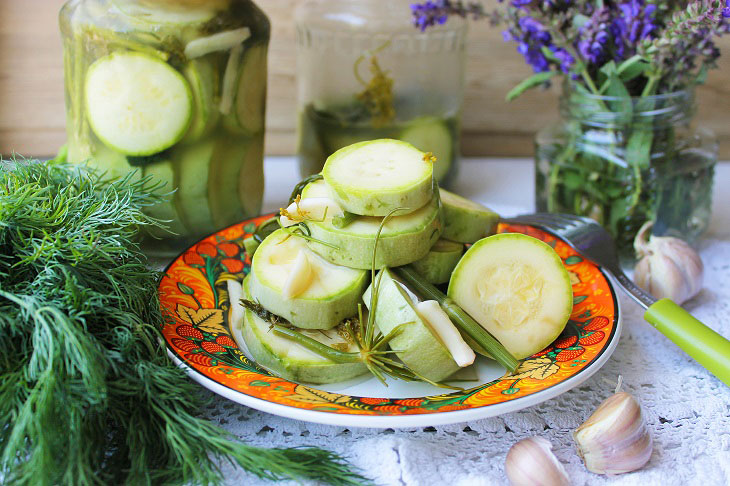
[644,299,730,386]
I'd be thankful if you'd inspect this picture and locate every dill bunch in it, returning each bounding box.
[0,158,368,486]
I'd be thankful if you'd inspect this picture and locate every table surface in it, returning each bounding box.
[197,157,730,486]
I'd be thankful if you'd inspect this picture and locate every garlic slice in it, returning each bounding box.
[415,300,476,367]
[281,250,313,300]
[505,436,570,486]
[573,391,652,475]
[279,197,343,227]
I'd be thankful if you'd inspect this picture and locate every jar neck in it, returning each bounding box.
[559,84,695,130]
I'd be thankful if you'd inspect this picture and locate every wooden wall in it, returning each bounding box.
[2,0,730,158]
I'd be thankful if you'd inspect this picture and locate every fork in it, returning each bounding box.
[505,213,730,387]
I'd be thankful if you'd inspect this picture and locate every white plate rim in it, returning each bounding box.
[165,270,623,429]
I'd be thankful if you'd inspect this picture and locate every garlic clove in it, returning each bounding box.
[633,222,704,305]
[505,436,570,486]
[282,250,313,300]
[573,392,652,475]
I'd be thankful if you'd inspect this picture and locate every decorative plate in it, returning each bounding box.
[158,216,621,428]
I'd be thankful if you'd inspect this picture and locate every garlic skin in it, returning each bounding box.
[573,392,652,475]
[505,437,570,486]
[633,222,703,304]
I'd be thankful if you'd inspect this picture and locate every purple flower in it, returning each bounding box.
[411,0,486,31]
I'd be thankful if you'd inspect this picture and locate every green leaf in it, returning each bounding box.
[573,295,588,305]
[572,14,591,28]
[604,74,632,116]
[506,71,558,102]
[617,55,650,82]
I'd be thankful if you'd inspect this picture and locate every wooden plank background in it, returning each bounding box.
[2,0,730,158]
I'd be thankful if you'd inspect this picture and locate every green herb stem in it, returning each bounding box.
[394,266,520,372]
[271,325,361,364]
[332,211,359,229]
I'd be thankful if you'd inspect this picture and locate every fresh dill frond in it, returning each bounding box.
[0,157,370,486]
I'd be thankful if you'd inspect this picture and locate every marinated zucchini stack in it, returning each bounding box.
[230,139,572,385]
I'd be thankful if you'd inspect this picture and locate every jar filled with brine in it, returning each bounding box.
[59,0,269,252]
[295,0,467,186]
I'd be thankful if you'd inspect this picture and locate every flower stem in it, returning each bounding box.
[271,325,361,364]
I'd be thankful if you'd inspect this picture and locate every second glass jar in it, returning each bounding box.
[295,0,467,186]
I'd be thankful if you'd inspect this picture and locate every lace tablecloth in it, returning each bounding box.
[197,158,730,486]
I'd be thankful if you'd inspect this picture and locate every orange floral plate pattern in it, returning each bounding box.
[159,216,621,428]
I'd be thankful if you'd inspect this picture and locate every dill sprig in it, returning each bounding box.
[0,158,369,486]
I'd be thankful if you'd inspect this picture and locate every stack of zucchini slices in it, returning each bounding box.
[230,139,573,385]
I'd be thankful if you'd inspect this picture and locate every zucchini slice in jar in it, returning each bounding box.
[447,233,573,360]
[222,44,268,135]
[299,179,442,269]
[230,278,368,385]
[85,52,193,156]
[143,159,187,236]
[181,59,219,143]
[322,139,434,216]
[248,229,369,330]
[172,138,216,236]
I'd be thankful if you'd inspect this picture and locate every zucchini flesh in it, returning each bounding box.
[322,139,434,216]
[85,52,192,156]
[409,239,464,285]
[447,233,573,360]
[249,229,369,330]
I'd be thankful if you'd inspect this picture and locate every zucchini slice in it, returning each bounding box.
[322,139,434,216]
[181,59,219,143]
[231,278,368,385]
[447,233,573,360]
[363,268,460,381]
[85,52,192,156]
[440,189,499,244]
[399,117,453,183]
[300,179,442,269]
[173,138,217,236]
[409,239,464,285]
[142,159,187,236]
[249,229,369,330]
[223,44,268,135]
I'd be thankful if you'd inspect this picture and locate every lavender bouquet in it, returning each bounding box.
[412,1,730,252]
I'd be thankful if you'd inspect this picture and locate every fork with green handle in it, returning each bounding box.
[506,213,730,387]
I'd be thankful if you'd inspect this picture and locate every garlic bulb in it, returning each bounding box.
[505,437,570,486]
[633,221,703,304]
[573,391,652,475]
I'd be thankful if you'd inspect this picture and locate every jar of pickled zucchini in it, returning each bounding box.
[295,0,466,187]
[59,0,269,251]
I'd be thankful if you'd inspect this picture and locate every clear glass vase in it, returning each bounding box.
[59,0,270,254]
[295,0,467,187]
[535,85,717,256]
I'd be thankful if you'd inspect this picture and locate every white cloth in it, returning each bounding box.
[197,158,730,485]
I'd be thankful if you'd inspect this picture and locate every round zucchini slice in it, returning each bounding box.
[85,52,192,156]
[322,139,434,216]
[447,233,573,360]
[249,229,369,330]
[230,278,368,385]
[300,179,442,269]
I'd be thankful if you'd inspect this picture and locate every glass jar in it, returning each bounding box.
[535,85,717,256]
[59,0,269,252]
[295,0,466,186]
